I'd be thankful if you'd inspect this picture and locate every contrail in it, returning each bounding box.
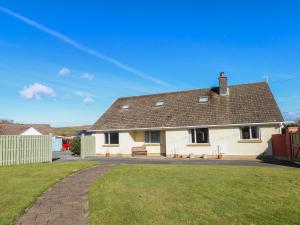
[0,6,168,86]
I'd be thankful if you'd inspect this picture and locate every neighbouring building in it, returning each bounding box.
[0,124,52,136]
[90,73,284,158]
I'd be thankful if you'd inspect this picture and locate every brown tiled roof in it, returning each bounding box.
[91,82,283,130]
[0,124,53,135]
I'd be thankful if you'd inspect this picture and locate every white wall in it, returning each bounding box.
[165,126,280,156]
[94,132,134,155]
[21,127,43,136]
[94,131,162,155]
[94,125,280,157]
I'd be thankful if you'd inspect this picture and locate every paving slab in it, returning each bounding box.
[14,164,113,225]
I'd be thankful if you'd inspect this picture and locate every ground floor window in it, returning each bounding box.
[105,132,119,144]
[145,131,160,143]
[240,126,260,140]
[189,128,209,143]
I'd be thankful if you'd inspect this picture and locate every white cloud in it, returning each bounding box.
[83,96,94,105]
[58,68,70,76]
[20,83,55,100]
[82,73,94,80]
[283,111,300,121]
[74,91,95,105]
[0,6,168,86]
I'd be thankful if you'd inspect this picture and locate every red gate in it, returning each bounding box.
[291,131,300,163]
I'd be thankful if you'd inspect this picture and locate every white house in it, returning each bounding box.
[0,124,52,136]
[90,73,283,158]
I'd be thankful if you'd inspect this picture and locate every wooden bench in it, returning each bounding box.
[132,146,147,157]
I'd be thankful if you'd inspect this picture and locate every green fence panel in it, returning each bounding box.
[81,135,96,158]
[0,135,52,166]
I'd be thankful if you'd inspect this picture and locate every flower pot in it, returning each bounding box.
[174,154,179,159]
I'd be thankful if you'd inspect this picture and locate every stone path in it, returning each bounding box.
[14,164,113,225]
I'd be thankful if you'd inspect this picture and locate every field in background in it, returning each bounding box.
[53,125,91,136]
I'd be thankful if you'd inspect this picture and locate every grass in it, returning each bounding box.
[0,161,97,225]
[89,165,300,225]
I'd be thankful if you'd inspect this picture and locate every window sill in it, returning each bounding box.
[143,143,161,146]
[186,143,211,147]
[238,140,262,143]
[102,144,120,147]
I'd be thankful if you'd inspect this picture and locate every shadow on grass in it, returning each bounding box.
[259,156,300,168]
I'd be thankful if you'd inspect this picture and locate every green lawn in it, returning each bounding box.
[0,161,97,225]
[89,165,300,225]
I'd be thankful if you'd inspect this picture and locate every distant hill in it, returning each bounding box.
[53,125,91,137]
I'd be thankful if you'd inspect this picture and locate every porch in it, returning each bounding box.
[129,130,166,156]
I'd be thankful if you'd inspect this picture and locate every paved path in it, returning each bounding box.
[14,164,113,225]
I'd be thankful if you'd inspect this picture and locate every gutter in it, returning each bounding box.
[88,121,283,133]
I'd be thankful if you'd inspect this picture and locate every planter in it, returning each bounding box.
[174,154,179,159]
[217,154,224,159]
[105,153,111,158]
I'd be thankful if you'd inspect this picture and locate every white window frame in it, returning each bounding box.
[155,101,164,107]
[105,132,119,144]
[198,96,208,103]
[121,104,129,109]
[240,126,260,140]
[145,131,161,144]
[189,128,209,144]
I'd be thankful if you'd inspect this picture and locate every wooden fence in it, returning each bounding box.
[81,135,96,158]
[291,131,300,163]
[0,135,52,166]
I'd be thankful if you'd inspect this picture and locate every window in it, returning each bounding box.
[155,101,164,107]
[199,96,208,103]
[104,132,119,144]
[189,128,209,143]
[240,126,260,140]
[145,131,160,143]
[121,104,129,109]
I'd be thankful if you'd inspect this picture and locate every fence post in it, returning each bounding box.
[16,136,20,165]
[81,134,85,158]
[0,136,2,166]
[49,134,53,162]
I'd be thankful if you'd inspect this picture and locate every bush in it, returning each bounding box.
[70,137,81,156]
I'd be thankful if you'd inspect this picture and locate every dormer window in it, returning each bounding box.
[155,101,164,107]
[121,104,129,109]
[199,96,208,103]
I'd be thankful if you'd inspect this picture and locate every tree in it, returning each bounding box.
[295,119,300,128]
[70,137,81,156]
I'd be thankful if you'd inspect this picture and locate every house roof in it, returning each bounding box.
[91,82,283,131]
[0,124,53,135]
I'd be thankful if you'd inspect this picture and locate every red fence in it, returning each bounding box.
[272,127,299,160]
[272,134,287,158]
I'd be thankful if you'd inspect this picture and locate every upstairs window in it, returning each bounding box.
[240,126,260,140]
[145,131,160,143]
[199,96,208,103]
[105,132,119,144]
[155,101,164,107]
[189,128,209,143]
[121,104,129,109]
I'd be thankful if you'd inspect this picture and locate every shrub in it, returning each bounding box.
[70,137,81,156]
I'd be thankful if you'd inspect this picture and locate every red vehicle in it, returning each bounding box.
[62,138,72,151]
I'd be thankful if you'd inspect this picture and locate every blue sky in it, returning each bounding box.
[0,0,300,127]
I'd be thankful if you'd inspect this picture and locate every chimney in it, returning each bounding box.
[219,72,228,96]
